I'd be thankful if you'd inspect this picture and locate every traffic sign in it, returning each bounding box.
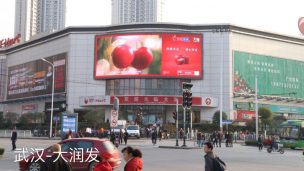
[222,120,233,124]
[110,110,119,127]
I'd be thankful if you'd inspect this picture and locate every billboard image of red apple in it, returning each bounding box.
[94,33,202,79]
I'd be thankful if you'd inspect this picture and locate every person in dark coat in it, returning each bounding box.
[11,127,17,150]
[40,144,72,171]
[258,134,263,151]
[151,129,157,145]
[119,129,124,144]
[110,132,115,145]
[124,129,129,145]
[204,142,215,171]
[121,146,143,171]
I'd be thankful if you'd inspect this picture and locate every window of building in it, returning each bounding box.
[105,78,190,96]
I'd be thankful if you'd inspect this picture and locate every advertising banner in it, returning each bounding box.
[235,110,256,121]
[7,53,66,100]
[94,33,202,79]
[61,113,78,134]
[233,51,304,98]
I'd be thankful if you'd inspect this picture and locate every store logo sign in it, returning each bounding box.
[0,34,21,48]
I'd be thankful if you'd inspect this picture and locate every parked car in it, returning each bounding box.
[127,125,140,139]
[19,138,121,171]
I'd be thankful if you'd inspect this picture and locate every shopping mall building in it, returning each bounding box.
[0,23,304,126]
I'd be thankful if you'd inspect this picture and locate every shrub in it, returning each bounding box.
[245,140,258,146]
[0,148,4,155]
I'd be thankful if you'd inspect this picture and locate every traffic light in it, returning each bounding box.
[182,82,193,90]
[186,92,192,108]
[183,91,188,108]
[182,82,193,109]
[186,110,191,122]
[173,111,177,120]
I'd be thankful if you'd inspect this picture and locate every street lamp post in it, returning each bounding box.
[255,76,259,140]
[41,58,55,138]
[175,98,179,146]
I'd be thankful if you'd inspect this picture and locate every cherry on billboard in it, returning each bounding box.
[94,33,202,79]
[7,53,66,100]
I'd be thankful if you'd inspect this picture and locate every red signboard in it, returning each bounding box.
[235,110,256,121]
[94,33,202,79]
[110,96,201,106]
[0,34,21,48]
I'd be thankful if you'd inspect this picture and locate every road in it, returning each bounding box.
[0,138,303,171]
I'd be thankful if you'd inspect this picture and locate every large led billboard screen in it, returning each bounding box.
[7,53,66,100]
[94,33,202,79]
[233,51,304,98]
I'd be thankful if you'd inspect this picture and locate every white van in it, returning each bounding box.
[127,125,140,139]
[112,120,127,134]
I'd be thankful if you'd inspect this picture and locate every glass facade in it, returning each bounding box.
[105,78,190,96]
[106,78,191,125]
[120,105,166,125]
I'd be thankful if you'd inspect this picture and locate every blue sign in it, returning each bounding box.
[61,113,78,134]
[222,120,233,124]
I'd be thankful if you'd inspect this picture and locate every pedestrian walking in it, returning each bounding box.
[119,129,124,144]
[258,134,263,151]
[11,126,17,151]
[121,146,143,171]
[179,128,184,140]
[212,131,218,147]
[203,142,227,171]
[151,129,157,145]
[93,152,113,171]
[110,132,115,145]
[158,129,162,141]
[197,132,202,147]
[40,144,72,171]
[124,129,129,145]
[217,132,222,148]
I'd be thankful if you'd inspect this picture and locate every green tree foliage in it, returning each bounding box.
[19,114,30,129]
[0,112,4,129]
[212,110,228,128]
[245,120,255,132]
[5,112,18,128]
[258,107,273,131]
[83,108,104,129]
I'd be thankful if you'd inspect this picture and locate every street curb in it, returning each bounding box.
[158,145,201,150]
[0,137,61,140]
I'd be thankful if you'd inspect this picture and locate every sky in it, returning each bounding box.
[0,0,304,40]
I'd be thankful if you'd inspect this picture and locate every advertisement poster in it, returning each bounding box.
[7,53,66,100]
[94,33,202,79]
[61,113,78,134]
[233,51,304,98]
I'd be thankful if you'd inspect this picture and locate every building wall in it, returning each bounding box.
[67,33,106,112]
[3,24,304,123]
[194,31,231,121]
[230,30,304,119]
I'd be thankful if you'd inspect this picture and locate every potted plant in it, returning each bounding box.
[0,148,4,158]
